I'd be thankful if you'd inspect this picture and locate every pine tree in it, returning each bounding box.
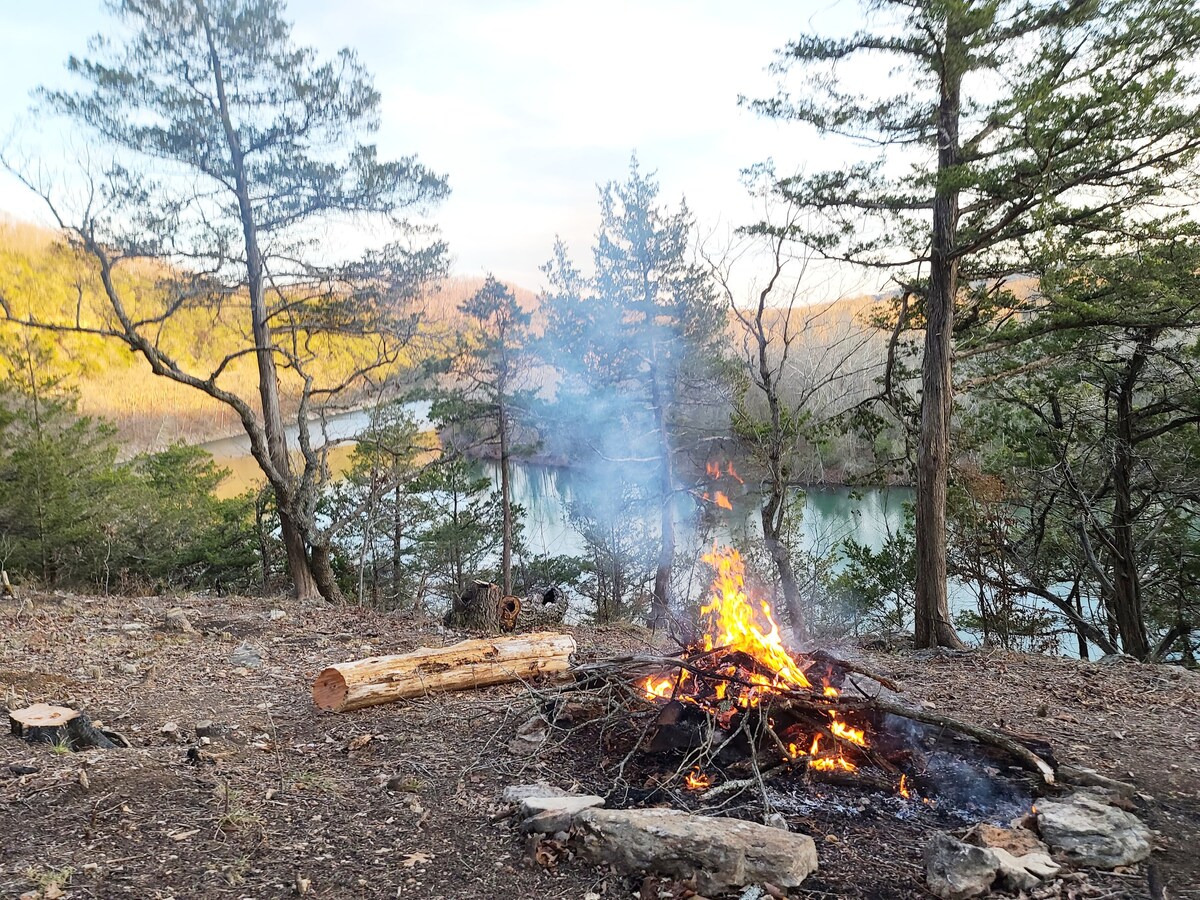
[747,0,1200,647]
[2,0,449,601]
[544,157,725,628]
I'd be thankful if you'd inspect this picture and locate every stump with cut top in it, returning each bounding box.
[9,703,115,750]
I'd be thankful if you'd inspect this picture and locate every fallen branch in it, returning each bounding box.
[866,696,1056,784]
[312,632,577,713]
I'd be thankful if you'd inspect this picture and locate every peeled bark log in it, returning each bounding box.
[312,632,577,712]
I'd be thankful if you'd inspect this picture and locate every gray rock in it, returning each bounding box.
[195,721,226,739]
[992,848,1060,892]
[502,783,575,803]
[574,807,818,894]
[924,833,999,900]
[518,794,605,833]
[266,608,287,621]
[506,714,548,756]
[228,642,263,668]
[161,607,195,633]
[1037,794,1152,868]
[520,794,605,817]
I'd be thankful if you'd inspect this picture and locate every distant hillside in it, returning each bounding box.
[0,219,893,459]
[0,221,533,452]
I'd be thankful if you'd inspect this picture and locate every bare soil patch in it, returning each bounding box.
[1,593,1196,899]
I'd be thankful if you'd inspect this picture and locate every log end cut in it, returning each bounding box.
[312,667,351,712]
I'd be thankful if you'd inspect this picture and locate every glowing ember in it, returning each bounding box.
[684,767,711,790]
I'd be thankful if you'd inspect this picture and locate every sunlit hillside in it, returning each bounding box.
[0,221,499,452]
[1,219,894,460]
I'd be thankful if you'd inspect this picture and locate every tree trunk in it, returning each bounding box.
[202,5,323,603]
[310,543,345,605]
[1109,349,1151,659]
[499,400,513,595]
[651,390,675,631]
[914,20,966,650]
[762,497,806,641]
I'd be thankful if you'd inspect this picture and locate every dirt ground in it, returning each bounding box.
[1,592,1197,900]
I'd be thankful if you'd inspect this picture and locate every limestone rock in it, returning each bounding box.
[161,607,196,633]
[574,807,818,894]
[502,783,576,803]
[963,823,1048,858]
[228,642,263,668]
[1037,794,1152,868]
[506,714,548,756]
[518,794,605,833]
[992,848,1060,892]
[924,833,999,900]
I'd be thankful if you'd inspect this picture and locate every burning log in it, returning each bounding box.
[582,545,1057,795]
[312,632,576,712]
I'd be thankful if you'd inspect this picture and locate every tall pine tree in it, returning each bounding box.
[747,0,1200,647]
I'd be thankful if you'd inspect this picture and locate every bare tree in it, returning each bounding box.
[706,203,882,637]
[1,0,448,601]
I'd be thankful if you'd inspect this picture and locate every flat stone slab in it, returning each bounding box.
[502,783,577,803]
[574,807,817,893]
[1037,794,1152,868]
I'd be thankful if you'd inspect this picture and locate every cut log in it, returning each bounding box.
[9,704,115,750]
[312,631,577,712]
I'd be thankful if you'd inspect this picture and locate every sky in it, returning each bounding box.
[0,0,864,294]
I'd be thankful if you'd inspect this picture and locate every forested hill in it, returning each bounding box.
[0,218,887,455]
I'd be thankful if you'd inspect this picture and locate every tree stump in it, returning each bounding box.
[519,586,568,629]
[0,569,15,600]
[9,704,115,750]
[445,581,508,633]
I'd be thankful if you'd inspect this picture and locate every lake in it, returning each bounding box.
[200,407,1089,655]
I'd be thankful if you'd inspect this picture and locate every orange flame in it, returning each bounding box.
[699,547,811,692]
[811,756,857,772]
[899,775,910,799]
[684,767,711,790]
[706,461,722,479]
[828,714,867,747]
[713,491,733,510]
[726,461,744,484]
[642,675,677,701]
[823,685,840,698]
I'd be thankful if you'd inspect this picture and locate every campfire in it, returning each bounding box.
[633,545,897,795]
[604,544,1057,815]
